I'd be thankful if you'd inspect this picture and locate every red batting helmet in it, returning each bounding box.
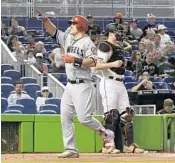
[68,15,89,32]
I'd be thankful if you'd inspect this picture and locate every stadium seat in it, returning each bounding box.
[1,77,13,84]
[45,98,61,114]
[20,77,37,84]
[39,110,57,114]
[124,76,138,83]
[1,84,15,98]
[17,98,37,114]
[149,77,163,83]
[1,64,14,75]
[40,104,59,113]
[1,98,8,113]
[7,104,24,112]
[163,77,174,84]
[35,90,53,98]
[24,83,41,99]
[124,70,133,76]
[3,110,22,114]
[3,70,21,84]
[125,82,137,90]
[153,82,169,89]
[58,74,67,83]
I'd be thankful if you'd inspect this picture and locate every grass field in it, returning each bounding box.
[2,153,175,163]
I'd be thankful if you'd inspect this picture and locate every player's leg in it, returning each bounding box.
[117,83,144,153]
[72,82,115,153]
[58,84,79,158]
[99,78,121,153]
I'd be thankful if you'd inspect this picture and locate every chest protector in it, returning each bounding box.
[105,41,125,75]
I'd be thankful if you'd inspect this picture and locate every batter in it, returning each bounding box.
[36,11,115,158]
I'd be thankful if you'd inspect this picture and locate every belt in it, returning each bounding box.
[67,79,84,84]
[108,76,123,82]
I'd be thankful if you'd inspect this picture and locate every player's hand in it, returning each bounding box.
[36,10,48,21]
[62,55,75,63]
[110,60,123,68]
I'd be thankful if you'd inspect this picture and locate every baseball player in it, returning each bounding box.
[36,11,115,158]
[95,23,144,153]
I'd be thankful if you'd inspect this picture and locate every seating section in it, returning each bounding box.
[17,98,37,114]
[45,98,61,114]
[1,84,15,98]
[7,104,24,113]
[3,70,21,84]
[39,104,59,114]
[1,64,14,75]
[1,98,8,113]
[20,77,37,85]
[1,77,13,84]
[24,84,41,99]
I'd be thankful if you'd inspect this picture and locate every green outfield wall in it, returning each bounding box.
[1,114,175,153]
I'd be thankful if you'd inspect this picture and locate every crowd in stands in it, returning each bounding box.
[1,13,175,114]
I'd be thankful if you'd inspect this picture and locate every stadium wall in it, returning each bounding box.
[1,114,175,153]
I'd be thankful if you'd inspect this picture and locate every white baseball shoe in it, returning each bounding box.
[102,129,115,153]
[123,144,144,153]
[102,147,120,154]
[57,151,79,158]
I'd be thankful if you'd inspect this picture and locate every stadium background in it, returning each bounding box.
[1,0,175,162]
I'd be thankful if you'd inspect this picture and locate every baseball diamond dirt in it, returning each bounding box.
[1,153,175,163]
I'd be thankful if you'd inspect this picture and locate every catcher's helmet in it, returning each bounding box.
[105,23,121,37]
[68,15,88,32]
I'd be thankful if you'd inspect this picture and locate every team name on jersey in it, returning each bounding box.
[67,46,84,57]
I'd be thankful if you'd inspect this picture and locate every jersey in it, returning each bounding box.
[55,30,97,80]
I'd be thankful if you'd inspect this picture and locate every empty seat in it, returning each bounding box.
[124,70,133,76]
[125,82,137,90]
[149,77,163,83]
[45,98,61,114]
[163,77,174,84]
[35,90,53,98]
[17,98,37,114]
[1,98,8,113]
[39,110,57,114]
[58,74,67,83]
[3,110,22,114]
[7,104,24,112]
[3,70,21,84]
[1,64,14,75]
[24,83,41,99]
[153,82,169,89]
[124,76,137,83]
[1,84,15,98]
[20,77,37,85]
[40,104,59,114]
[1,77,13,84]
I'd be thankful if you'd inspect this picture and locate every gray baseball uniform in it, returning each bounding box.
[55,30,105,153]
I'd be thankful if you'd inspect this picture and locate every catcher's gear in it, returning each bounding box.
[103,109,120,132]
[105,23,122,38]
[68,15,89,32]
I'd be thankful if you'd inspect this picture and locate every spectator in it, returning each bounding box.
[169,78,175,89]
[36,86,50,112]
[122,22,138,44]
[113,12,123,24]
[131,70,154,92]
[34,41,47,54]
[1,21,8,41]
[164,43,175,58]
[138,42,147,59]
[130,51,143,78]
[34,53,48,74]
[158,57,175,78]
[141,13,156,39]
[7,81,30,105]
[141,51,159,76]
[145,40,155,53]
[86,15,101,36]
[153,49,167,67]
[25,32,36,51]
[157,98,175,114]
[157,25,172,47]
[8,17,27,36]
[49,47,65,73]
[142,28,156,43]
[25,50,36,64]
[153,34,165,51]
[129,18,143,39]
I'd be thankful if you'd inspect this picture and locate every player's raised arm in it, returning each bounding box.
[36,10,56,36]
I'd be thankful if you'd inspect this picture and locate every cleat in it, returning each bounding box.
[57,151,79,158]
